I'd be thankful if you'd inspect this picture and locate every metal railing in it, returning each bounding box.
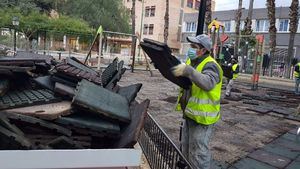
[138,113,192,169]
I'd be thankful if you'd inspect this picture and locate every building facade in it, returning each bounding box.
[123,0,215,60]
[181,7,300,62]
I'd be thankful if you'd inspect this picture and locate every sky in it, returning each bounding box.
[215,0,292,11]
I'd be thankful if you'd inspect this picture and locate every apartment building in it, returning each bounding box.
[181,7,300,61]
[123,0,215,60]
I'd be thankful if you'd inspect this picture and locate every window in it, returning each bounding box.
[150,6,155,17]
[185,22,197,32]
[143,24,154,35]
[148,24,154,35]
[255,20,269,32]
[223,21,231,32]
[187,0,193,8]
[143,24,148,35]
[145,6,155,17]
[195,0,200,10]
[145,7,150,17]
[279,19,289,32]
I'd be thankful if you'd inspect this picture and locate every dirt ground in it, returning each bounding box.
[118,70,299,165]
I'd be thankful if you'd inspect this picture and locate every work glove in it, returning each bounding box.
[171,63,186,77]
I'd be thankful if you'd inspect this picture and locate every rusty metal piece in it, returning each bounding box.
[73,79,130,123]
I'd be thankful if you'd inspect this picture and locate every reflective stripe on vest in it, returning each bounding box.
[294,63,300,78]
[188,96,220,105]
[176,55,223,125]
[232,63,239,80]
[185,108,220,117]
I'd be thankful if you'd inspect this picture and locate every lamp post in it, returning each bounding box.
[12,16,19,55]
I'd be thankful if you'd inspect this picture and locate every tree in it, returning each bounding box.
[285,0,299,78]
[234,0,242,58]
[60,0,131,33]
[0,8,92,49]
[131,0,136,72]
[266,0,277,77]
[205,0,212,29]
[242,0,254,72]
[163,0,169,43]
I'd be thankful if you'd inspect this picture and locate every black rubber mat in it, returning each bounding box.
[0,89,59,110]
[55,112,120,136]
[140,39,192,89]
[101,58,118,87]
[72,79,130,123]
[117,83,142,103]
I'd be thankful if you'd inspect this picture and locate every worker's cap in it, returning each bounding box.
[187,34,212,51]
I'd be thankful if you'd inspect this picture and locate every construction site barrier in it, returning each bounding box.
[138,113,192,169]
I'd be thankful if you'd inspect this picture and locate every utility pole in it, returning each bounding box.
[196,0,206,35]
[137,0,145,61]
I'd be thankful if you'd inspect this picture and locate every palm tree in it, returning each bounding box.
[266,0,277,77]
[285,0,299,78]
[164,0,169,43]
[131,0,136,72]
[234,0,243,58]
[205,0,212,30]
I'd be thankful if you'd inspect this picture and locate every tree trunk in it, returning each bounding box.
[131,0,136,72]
[163,0,169,43]
[267,0,277,77]
[285,0,299,78]
[234,0,243,58]
[243,0,254,72]
[205,0,212,29]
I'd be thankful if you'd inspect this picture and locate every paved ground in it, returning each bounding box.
[118,69,300,169]
[228,128,300,169]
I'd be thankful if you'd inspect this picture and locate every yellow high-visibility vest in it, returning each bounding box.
[176,56,223,125]
[294,63,300,78]
[232,63,239,80]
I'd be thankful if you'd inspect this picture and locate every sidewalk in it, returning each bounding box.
[228,127,300,169]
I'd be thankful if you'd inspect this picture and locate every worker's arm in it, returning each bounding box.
[295,65,300,72]
[182,62,220,91]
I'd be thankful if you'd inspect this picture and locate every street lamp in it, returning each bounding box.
[12,16,19,55]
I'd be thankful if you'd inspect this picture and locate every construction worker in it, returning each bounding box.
[172,34,223,169]
[225,58,239,97]
[294,61,300,95]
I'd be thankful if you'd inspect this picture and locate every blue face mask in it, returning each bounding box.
[187,48,198,60]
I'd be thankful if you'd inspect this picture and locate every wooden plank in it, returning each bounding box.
[3,101,72,120]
